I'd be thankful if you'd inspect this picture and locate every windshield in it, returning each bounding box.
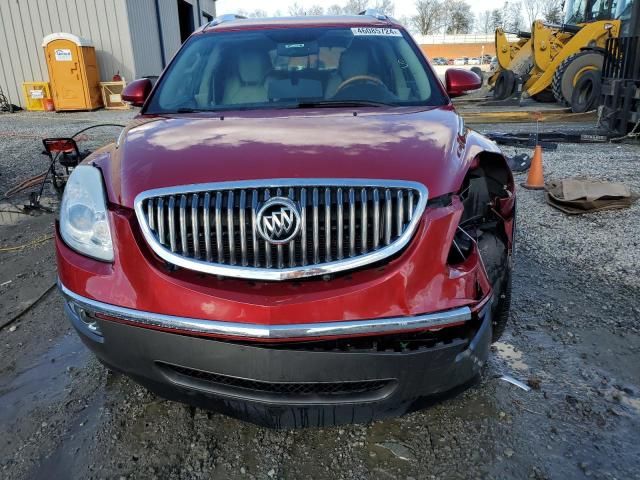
[565,0,619,23]
[145,26,446,113]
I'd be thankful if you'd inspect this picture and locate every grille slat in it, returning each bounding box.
[325,188,332,262]
[191,194,200,259]
[396,190,404,236]
[137,181,426,280]
[147,198,155,231]
[384,189,392,246]
[360,188,368,254]
[168,196,177,252]
[239,190,248,266]
[179,195,188,255]
[300,188,308,266]
[372,189,380,250]
[203,193,212,261]
[227,191,236,265]
[251,190,259,267]
[312,188,319,264]
[336,188,344,260]
[215,192,223,263]
[288,188,296,267]
[157,198,165,246]
[264,190,272,268]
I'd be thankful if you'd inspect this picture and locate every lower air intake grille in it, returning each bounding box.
[158,362,396,402]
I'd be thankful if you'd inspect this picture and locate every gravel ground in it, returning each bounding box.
[0,110,639,479]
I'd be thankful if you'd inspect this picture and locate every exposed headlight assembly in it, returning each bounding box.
[59,165,113,262]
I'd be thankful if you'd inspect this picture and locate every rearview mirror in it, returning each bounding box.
[122,78,153,107]
[445,69,482,97]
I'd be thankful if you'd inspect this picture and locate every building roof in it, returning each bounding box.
[203,15,402,33]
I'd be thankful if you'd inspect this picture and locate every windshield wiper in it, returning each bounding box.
[174,107,214,113]
[294,100,393,108]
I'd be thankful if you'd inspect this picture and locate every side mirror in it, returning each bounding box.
[445,69,482,98]
[122,78,153,107]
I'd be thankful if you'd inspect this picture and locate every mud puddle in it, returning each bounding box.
[0,333,88,430]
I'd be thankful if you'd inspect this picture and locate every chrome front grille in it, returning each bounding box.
[135,180,428,281]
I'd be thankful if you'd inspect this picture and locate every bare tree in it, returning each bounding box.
[522,0,543,29]
[490,9,503,29]
[288,2,307,16]
[343,0,395,14]
[541,0,563,22]
[502,0,524,32]
[476,10,493,34]
[307,5,325,15]
[412,0,443,35]
[326,4,345,15]
[375,0,395,15]
[244,9,268,18]
[343,0,368,13]
[444,0,474,34]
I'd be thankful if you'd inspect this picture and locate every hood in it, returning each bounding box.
[99,106,477,208]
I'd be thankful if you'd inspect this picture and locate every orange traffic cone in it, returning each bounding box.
[521,145,545,190]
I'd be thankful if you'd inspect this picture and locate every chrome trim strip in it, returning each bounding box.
[134,179,429,281]
[59,282,471,340]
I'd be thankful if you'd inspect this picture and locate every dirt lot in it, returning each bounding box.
[1,110,639,479]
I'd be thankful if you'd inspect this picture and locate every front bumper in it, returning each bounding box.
[62,284,492,428]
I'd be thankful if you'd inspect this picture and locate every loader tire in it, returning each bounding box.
[570,70,601,113]
[552,51,604,106]
[494,70,516,100]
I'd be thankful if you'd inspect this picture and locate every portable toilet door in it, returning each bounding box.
[42,33,103,111]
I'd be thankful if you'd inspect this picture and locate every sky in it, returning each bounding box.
[215,0,506,20]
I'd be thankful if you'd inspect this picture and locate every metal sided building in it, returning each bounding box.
[0,0,216,108]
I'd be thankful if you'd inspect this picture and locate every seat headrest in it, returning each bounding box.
[237,50,271,84]
[339,45,369,78]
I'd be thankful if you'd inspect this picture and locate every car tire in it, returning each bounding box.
[478,233,512,342]
[552,51,604,106]
[493,70,516,100]
[570,69,601,113]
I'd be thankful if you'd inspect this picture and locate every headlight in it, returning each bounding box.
[59,165,114,262]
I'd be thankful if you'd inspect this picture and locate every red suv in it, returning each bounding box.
[56,12,515,427]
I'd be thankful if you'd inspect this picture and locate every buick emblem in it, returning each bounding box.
[256,197,301,245]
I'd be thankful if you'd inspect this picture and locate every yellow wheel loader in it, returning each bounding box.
[525,0,633,108]
[492,0,632,110]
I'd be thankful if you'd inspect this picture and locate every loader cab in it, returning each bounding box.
[564,0,617,23]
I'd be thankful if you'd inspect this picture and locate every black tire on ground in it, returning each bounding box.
[471,66,484,83]
[570,70,601,113]
[477,233,512,342]
[551,51,604,106]
[531,89,556,103]
[491,269,512,342]
[493,70,516,100]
